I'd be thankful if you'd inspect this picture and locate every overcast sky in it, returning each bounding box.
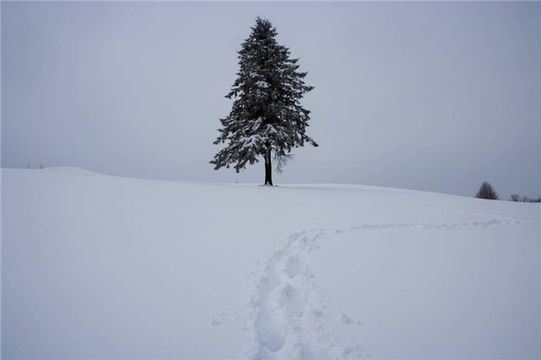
[2,1,540,198]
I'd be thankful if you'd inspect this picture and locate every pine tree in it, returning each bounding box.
[211,17,318,186]
[476,181,499,200]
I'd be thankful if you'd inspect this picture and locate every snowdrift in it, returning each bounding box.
[2,168,539,359]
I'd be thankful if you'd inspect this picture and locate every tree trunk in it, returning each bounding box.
[264,148,273,186]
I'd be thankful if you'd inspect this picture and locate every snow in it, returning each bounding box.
[2,168,540,359]
[255,80,270,89]
[242,134,262,146]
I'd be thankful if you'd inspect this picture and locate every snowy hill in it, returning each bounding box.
[2,168,540,359]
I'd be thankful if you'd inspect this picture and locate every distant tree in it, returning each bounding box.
[522,196,541,203]
[210,17,318,185]
[509,194,541,203]
[476,182,499,200]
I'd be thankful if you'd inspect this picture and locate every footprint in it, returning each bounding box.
[285,256,301,278]
[340,313,353,325]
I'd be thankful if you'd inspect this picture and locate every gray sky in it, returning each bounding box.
[2,1,540,198]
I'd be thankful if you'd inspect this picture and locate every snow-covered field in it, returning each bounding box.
[2,168,540,359]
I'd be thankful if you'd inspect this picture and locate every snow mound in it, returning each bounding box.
[2,169,539,359]
[42,166,98,175]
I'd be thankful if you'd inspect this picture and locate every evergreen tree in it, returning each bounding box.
[211,17,318,185]
[476,181,499,200]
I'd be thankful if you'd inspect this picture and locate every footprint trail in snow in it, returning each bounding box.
[246,228,364,360]
[245,216,538,359]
